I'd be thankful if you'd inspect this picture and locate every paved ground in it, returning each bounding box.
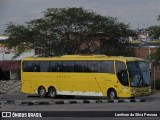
[1,95,160,111]
[0,94,160,120]
[0,80,160,120]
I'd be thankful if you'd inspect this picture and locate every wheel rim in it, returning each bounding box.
[110,91,115,99]
[40,89,45,96]
[49,90,55,97]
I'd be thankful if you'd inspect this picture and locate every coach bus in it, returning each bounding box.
[21,55,151,99]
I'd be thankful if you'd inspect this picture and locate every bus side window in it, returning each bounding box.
[56,62,63,72]
[116,61,129,86]
[101,61,114,73]
[74,64,81,72]
[88,61,101,72]
[26,62,34,72]
[68,62,74,72]
[48,62,56,72]
[63,61,74,72]
[32,62,40,72]
[39,61,49,72]
[62,62,68,72]
[74,61,88,72]
[22,62,27,72]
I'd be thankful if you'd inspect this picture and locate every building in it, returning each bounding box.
[0,35,35,80]
[135,43,160,81]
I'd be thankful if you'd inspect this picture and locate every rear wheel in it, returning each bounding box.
[48,87,56,98]
[108,89,117,99]
[38,86,46,98]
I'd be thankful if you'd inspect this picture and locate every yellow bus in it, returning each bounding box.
[21,55,151,99]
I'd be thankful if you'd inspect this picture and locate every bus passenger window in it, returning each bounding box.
[62,62,69,72]
[32,62,40,72]
[39,62,49,72]
[88,61,101,72]
[116,61,129,86]
[56,62,63,72]
[26,62,34,72]
[64,61,74,72]
[48,62,56,72]
[24,62,40,72]
[101,61,114,73]
[22,62,27,72]
[74,61,88,72]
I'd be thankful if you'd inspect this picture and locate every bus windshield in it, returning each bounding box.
[127,61,151,87]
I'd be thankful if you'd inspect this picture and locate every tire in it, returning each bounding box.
[48,87,56,98]
[108,89,117,99]
[38,86,46,98]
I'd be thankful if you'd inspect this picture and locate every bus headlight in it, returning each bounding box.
[131,90,136,93]
[148,88,151,92]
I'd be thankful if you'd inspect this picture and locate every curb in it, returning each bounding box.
[0,99,148,106]
[151,91,160,95]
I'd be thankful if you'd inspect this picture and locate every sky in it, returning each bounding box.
[0,0,160,34]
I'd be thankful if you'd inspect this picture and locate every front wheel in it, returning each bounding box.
[108,89,117,99]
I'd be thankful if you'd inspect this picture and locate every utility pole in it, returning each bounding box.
[152,60,156,90]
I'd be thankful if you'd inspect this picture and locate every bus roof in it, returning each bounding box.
[22,55,145,62]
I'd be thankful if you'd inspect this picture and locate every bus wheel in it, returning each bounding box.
[108,89,117,99]
[48,87,56,98]
[38,86,46,98]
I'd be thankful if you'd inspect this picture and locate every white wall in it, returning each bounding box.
[0,36,35,60]
[0,50,35,60]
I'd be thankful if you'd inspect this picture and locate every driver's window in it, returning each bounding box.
[116,61,129,86]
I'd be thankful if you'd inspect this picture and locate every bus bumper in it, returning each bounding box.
[129,88,151,97]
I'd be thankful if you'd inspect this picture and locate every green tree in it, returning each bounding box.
[147,15,160,39]
[151,47,160,65]
[5,7,135,57]
[150,15,160,64]
[157,15,160,21]
[147,26,160,39]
